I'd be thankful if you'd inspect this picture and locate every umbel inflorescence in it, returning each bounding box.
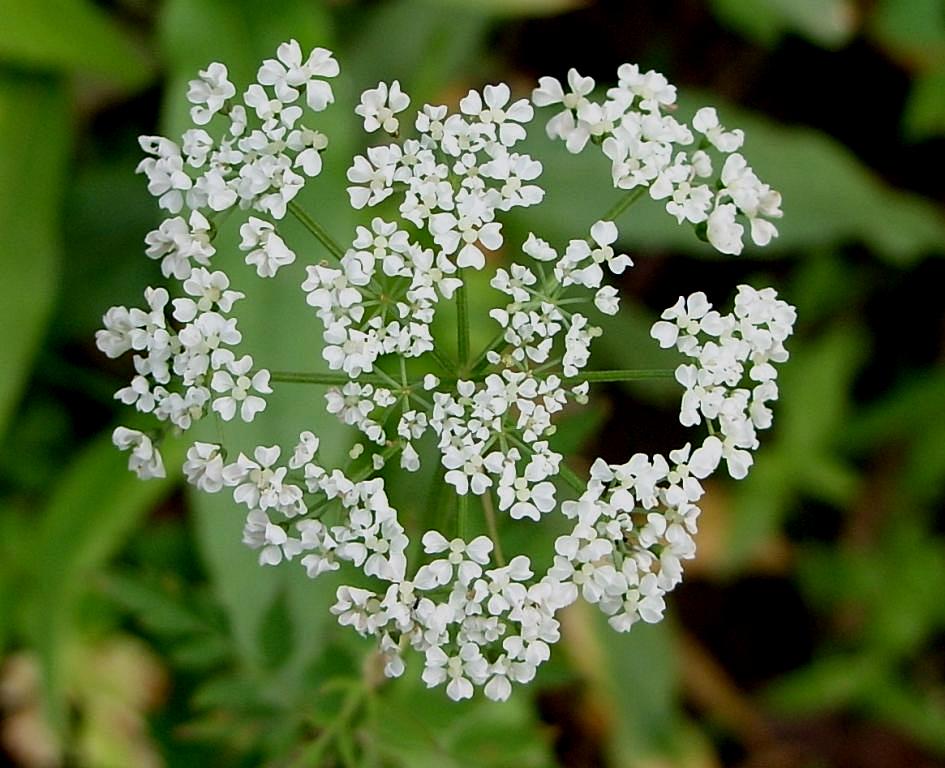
[98,41,795,702]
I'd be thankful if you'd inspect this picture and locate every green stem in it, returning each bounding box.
[575,368,675,382]
[272,368,673,389]
[481,491,505,567]
[429,347,455,375]
[288,201,347,260]
[469,330,506,376]
[271,371,389,387]
[456,268,470,369]
[556,462,586,494]
[601,186,647,223]
[508,432,586,495]
[289,684,364,768]
[457,492,469,539]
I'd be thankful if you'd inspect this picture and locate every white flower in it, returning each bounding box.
[187,62,236,125]
[210,354,272,422]
[256,40,339,111]
[460,83,533,147]
[356,80,410,134]
[239,217,296,277]
[113,427,165,479]
[693,107,744,153]
[145,211,215,280]
[183,442,225,492]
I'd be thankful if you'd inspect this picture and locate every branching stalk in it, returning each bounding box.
[288,201,347,260]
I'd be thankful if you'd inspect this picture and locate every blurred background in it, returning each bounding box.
[2,0,945,766]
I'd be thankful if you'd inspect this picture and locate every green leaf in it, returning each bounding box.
[31,431,186,733]
[602,618,682,759]
[0,74,68,440]
[100,572,218,638]
[258,588,295,672]
[0,0,152,88]
[710,0,857,48]
[765,654,885,712]
[376,671,554,767]
[433,0,584,17]
[870,0,945,67]
[727,325,865,566]
[344,0,491,109]
[905,66,945,139]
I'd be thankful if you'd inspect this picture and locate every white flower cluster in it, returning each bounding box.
[99,44,796,701]
[138,40,337,219]
[534,67,782,254]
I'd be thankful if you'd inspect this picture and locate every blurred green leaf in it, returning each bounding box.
[868,676,945,755]
[0,0,152,87]
[847,366,945,505]
[0,74,68,440]
[765,653,883,712]
[870,0,945,67]
[727,325,865,566]
[435,0,585,18]
[101,571,221,638]
[905,66,945,139]
[603,618,682,759]
[32,431,185,732]
[344,0,491,109]
[58,156,161,340]
[710,0,857,48]
[550,401,607,456]
[376,672,554,767]
[258,588,296,672]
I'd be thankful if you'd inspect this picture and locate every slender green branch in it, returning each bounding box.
[272,368,673,389]
[575,368,675,382]
[469,330,506,376]
[429,347,455,375]
[601,186,647,223]
[289,683,364,768]
[271,371,389,387]
[481,491,505,567]
[556,462,587,494]
[456,268,470,369]
[457,492,469,540]
[288,201,347,260]
[508,432,586,495]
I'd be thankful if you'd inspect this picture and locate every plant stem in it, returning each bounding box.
[289,684,364,768]
[288,201,347,260]
[272,368,673,389]
[601,186,647,223]
[456,268,470,369]
[577,368,675,382]
[429,347,455,375]
[556,462,586,494]
[457,492,469,539]
[508,432,586,494]
[481,491,505,566]
[271,371,389,387]
[469,330,506,375]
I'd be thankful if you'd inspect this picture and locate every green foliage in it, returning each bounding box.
[0,75,68,439]
[30,433,186,732]
[0,0,152,88]
[709,0,857,48]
